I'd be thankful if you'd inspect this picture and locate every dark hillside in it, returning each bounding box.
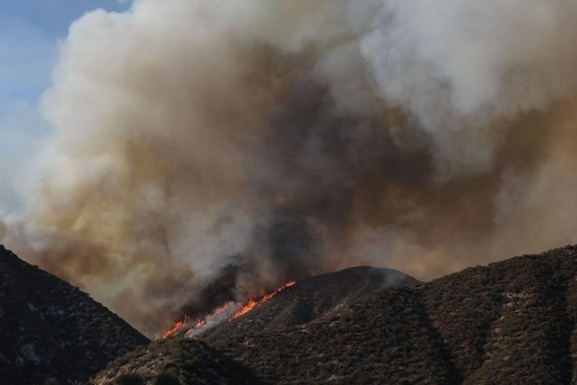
[208,285,459,384]
[89,266,418,384]
[201,266,419,341]
[90,245,577,385]
[423,247,576,384]
[0,245,149,385]
[88,337,262,385]
[205,245,577,384]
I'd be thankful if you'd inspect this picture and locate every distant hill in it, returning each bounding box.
[0,245,149,385]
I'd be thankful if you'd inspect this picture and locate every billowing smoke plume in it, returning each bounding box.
[4,0,577,336]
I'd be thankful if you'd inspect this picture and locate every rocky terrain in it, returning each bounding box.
[0,245,149,385]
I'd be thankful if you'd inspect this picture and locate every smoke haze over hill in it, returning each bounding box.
[3,0,577,335]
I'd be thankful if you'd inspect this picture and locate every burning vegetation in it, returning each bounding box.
[231,281,296,319]
[162,315,192,339]
[163,281,296,339]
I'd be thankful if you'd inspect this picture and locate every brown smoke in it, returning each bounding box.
[4,0,577,336]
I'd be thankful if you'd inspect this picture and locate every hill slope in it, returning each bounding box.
[201,266,419,341]
[0,245,149,385]
[206,245,577,384]
[88,337,262,385]
[90,266,417,384]
[90,245,577,385]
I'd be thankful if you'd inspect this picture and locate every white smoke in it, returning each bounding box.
[361,0,577,177]
[3,0,577,336]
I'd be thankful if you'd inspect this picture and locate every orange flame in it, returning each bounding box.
[231,280,296,319]
[161,281,296,338]
[163,316,210,339]
[162,315,191,338]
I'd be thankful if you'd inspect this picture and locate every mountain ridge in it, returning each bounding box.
[0,245,149,385]
[89,265,419,384]
[6,243,577,384]
[204,245,577,384]
[201,265,419,342]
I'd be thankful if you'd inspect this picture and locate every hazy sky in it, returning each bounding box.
[0,0,130,213]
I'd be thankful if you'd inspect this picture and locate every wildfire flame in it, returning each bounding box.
[163,316,208,339]
[161,280,296,338]
[162,315,191,339]
[231,280,296,319]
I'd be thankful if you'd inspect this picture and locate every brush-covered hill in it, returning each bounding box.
[206,245,577,384]
[0,245,149,385]
[201,266,419,341]
[90,245,577,385]
[89,266,418,385]
[88,337,262,385]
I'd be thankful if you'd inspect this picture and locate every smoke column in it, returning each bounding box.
[4,0,577,336]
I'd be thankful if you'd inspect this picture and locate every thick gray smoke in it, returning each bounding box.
[4,0,577,336]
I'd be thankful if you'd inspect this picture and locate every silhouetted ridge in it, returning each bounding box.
[0,245,148,385]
